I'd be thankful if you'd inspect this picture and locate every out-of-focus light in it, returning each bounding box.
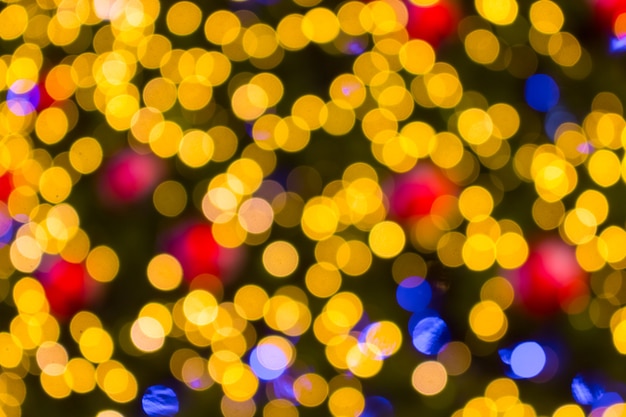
[577,142,593,154]
[387,162,458,221]
[533,345,560,382]
[93,0,123,20]
[593,392,623,409]
[411,316,450,355]
[609,35,626,53]
[163,221,242,282]
[572,374,605,406]
[292,373,328,407]
[0,173,13,203]
[36,256,94,319]
[396,276,432,312]
[405,1,459,48]
[345,39,367,55]
[408,309,439,334]
[269,373,296,401]
[412,360,448,395]
[249,344,288,381]
[0,205,13,247]
[509,236,588,316]
[509,341,546,378]
[142,385,179,417]
[361,396,394,417]
[545,107,577,140]
[98,150,166,206]
[358,321,402,359]
[525,74,560,112]
[7,79,40,116]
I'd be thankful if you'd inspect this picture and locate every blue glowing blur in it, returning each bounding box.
[525,74,559,112]
[572,374,605,405]
[498,347,512,365]
[361,396,394,417]
[244,122,255,139]
[0,204,13,247]
[141,385,179,417]
[345,39,367,55]
[408,309,438,335]
[411,316,450,355]
[0,219,14,247]
[352,310,371,333]
[7,80,40,116]
[249,344,288,381]
[187,378,202,390]
[396,276,432,312]
[610,36,626,54]
[270,373,296,400]
[509,341,546,379]
[593,392,623,409]
[544,107,577,140]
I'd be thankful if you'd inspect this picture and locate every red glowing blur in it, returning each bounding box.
[164,221,242,283]
[36,80,55,112]
[37,257,100,319]
[98,150,165,206]
[387,162,459,221]
[0,172,14,202]
[592,0,626,35]
[511,236,589,316]
[405,0,460,48]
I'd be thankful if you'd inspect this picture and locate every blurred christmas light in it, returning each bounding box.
[545,107,577,140]
[98,150,166,206]
[572,374,605,406]
[141,385,179,417]
[0,206,14,247]
[249,336,293,381]
[387,163,458,221]
[6,80,40,116]
[361,395,394,417]
[508,236,589,315]
[609,35,626,52]
[162,221,242,283]
[405,0,459,48]
[500,341,547,379]
[411,316,450,355]
[396,276,432,312]
[525,74,560,112]
[2,0,626,416]
[36,256,100,319]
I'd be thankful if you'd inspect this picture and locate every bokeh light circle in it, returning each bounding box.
[396,276,432,312]
[525,74,560,112]
[142,385,179,417]
[510,341,546,379]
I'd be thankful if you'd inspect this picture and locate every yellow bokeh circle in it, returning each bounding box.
[368,221,406,259]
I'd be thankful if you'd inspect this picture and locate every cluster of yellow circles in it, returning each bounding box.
[2,0,626,416]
